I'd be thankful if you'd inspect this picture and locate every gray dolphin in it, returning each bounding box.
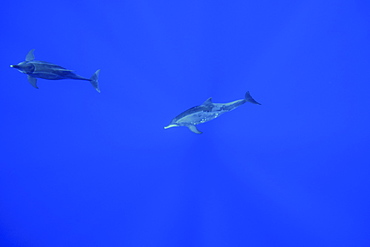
[164,91,261,134]
[10,49,101,92]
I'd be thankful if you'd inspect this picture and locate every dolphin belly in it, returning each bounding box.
[31,71,68,80]
[176,111,221,125]
[32,69,89,81]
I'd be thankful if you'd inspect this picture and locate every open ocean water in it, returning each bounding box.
[1,1,370,246]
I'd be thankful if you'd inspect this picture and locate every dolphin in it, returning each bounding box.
[10,49,101,92]
[164,91,261,134]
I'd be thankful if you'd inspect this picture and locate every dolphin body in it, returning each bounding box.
[164,91,261,134]
[10,49,101,92]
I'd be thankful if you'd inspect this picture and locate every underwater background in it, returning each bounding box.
[1,0,370,246]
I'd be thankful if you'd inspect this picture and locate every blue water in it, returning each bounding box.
[1,1,370,246]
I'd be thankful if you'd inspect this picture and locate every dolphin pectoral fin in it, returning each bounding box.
[26,49,35,61]
[90,69,101,93]
[245,91,261,105]
[27,76,38,89]
[164,124,177,129]
[188,125,202,134]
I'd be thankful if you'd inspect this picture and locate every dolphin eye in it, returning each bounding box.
[23,63,35,74]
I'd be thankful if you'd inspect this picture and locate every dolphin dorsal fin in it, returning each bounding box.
[26,49,35,61]
[202,97,213,106]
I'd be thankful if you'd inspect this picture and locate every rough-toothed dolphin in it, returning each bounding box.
[10,49,101,92]
[164,91,261,134]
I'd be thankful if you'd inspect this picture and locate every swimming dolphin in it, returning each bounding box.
[10,49,101,92]
[164,91,261,134]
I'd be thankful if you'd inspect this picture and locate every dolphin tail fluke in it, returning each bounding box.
[90,69,101,93]
[245,91,261,105]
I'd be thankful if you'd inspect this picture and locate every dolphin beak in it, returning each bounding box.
[164,124,178,129]
[10,65,18,68]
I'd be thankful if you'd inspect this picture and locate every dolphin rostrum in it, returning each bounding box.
[164,91,261,134]
[10,49,101,92]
